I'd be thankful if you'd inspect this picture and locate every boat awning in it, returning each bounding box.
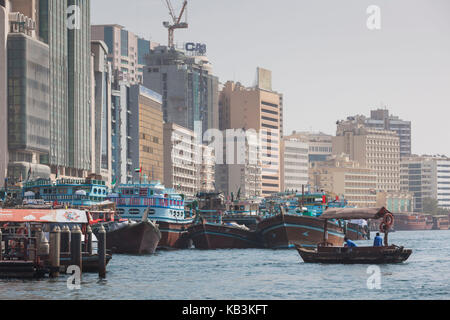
[319,207,391,220]
[0,208,88,223]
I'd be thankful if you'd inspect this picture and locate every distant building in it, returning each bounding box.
[129,85,164,184]
[333,125,400,193]
[199,144,215,193]
[0,1,9,188]
[91,24,157,84]
[143,45,219,135]
[91,40,112,186]
[287,131,332,163]
[338,109,411,158]
[376,191,414,213]
[163,122,201,197]
[400,155,450,211]
[309,154,378,208]
[216,130,262,199]
[218,68,283,196]
[280,136,309,192]
[111,80,133,185]
[38,0,93,179]
[6,11,51,183]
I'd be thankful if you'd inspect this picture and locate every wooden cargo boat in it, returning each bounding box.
[296,207,412,264]
[109,183,194,250]
[257,211,345,249]
[432,215,449,230]
[394,213,428,230]
[188,221,262,249]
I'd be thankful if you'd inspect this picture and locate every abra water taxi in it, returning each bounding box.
[295,207,412,264]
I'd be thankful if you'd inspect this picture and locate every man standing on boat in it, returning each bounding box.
[343,237,357,247]
[373,232,383,247]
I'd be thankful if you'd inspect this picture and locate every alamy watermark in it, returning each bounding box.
[367,5,381,30]
[66,5,81,30]
[366,265,381,290]
[66,265,81,290]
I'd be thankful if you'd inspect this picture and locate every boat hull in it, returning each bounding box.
[104,221,161,254]
[157,221,192,250]
[256,214,345,249]
[296,245,412,264]
[188,223,263,249]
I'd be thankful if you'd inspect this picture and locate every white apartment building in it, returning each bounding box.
[400,155,450,211]
[281,136,309,192]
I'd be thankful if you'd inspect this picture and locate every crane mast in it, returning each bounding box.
[163,0,188,49]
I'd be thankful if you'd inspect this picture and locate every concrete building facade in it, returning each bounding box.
[309,154,378,208]
[281,136,309,192]
[338,109,411,158]
[6,10,51,183]
[218,68,283,196]
[401,155,450,211]
[143,46,219,135]
[288,131,333,163]
[91,40,112,185]
[111,80,132,185]
[333,125,400,193]
[0,1,9,188]
[91,24,156,85]
[163,122,201,197]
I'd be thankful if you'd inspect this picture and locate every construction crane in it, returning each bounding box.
[162,0,188,49]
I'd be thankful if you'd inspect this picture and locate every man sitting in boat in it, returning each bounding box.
[373,232,383,247]
[343,237,357,248]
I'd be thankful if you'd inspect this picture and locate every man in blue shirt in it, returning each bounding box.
[373,232,383,247]
[344,237,357,247]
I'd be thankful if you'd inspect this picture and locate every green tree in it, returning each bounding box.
[422,198,450,215]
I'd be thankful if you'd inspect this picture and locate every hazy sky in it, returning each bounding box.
[92,0,450,156]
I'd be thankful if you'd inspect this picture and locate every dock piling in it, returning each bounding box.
[86,226,93,255]
[61,225,71,254]
[70,226,82,275]
[98,225,106,278]
[49,226,61,278]
[0,228,2,261]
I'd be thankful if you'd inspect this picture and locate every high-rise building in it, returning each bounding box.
[0,1,9,188]
[6,10,51,183]
[38,0,92,179]
[400,155,450,212]
[280,136,309,192]
[143,45,219,135]
[218,68,283,196]
[338,109,411,158]
[333,125,400,192]
[129,85,164,183]
[67,0,91,175]
[163,122,201,197]
[309,154,378,208]
[91,40,112,185]
[111,80,132,185]
[91,24,157,84]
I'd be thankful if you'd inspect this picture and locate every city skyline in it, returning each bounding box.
[91,0,450,157]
